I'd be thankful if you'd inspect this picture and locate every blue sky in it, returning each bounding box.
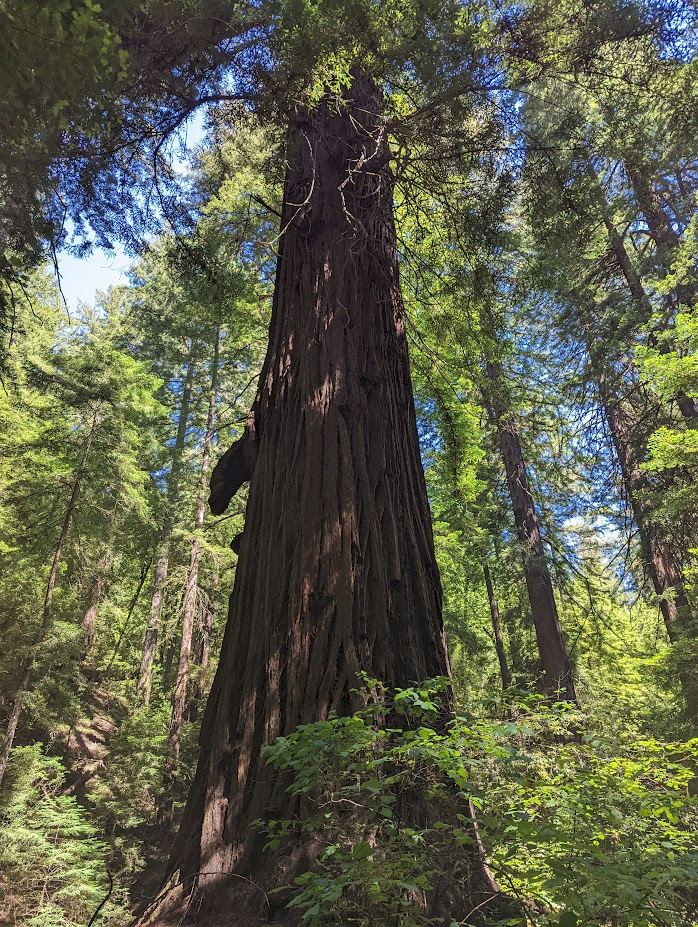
[56,244,132,312]
[55,109,207,312]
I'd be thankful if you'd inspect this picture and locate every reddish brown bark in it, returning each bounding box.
[483,563,511,690]
[138,348,197,704]
[485,364,576,703]
[0,404,101,788]
[159,77,491,921]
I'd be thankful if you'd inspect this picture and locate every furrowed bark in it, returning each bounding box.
[154,75,499,923]
[0,404,100,788]
[138,348,197,705]
[485,363,577,703]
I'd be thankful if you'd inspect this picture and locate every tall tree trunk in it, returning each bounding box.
[625,162,698,419]
[198,572,218,676]
[82,547,109,651]
[168,329,220,770]
[138,349,197,704]
[161,77,491,919]
[484,363,576,702]
[626,163,681,262]
[588,163,698,420]
[598,376,693,641]
[0,404,100,788]
[598,373,698,714]
[483,562,511,690]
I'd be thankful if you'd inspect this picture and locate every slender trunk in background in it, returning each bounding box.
[0,404,100,788]
[198,572,218,678]
[82,547,110,651]
[102,556,153,676]
[483,562,511,690]
[600,380,694,640]
[600,381,698,715]
[588,163,698,420]
[168,329,220,773]
[626,163,681,263]
[485,363,576,703]
[138,349,197,704]
[626,162,698,419]
[159,76,499,923]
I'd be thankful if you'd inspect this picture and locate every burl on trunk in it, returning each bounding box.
[162,75,456,914]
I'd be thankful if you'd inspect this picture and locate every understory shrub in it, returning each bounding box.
[262,680,698,927]
[0,744,111,926]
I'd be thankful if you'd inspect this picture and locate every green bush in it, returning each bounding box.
[262,681,698,927]
[0,745,111,927]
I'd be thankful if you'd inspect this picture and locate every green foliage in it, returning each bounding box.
[0,745,111,926]
[263,681,698,927]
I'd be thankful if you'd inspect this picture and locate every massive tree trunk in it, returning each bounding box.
[0,403,101,788]
[138,348,197,704]
[484,364,576,702]
[155,76,493,922]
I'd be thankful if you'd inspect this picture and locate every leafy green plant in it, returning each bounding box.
[261,681,698,926]
[0,745,111,926]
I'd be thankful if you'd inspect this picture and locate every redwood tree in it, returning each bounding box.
[157,75,498,921]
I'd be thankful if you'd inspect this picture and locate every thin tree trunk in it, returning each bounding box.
[162,76,496,921]
[626,163,681,261]
[138,349,197,704]
[599,376,693,640]
[626,163,698,419]
[199,572,218,675]
[102,555,153,676]
[588,163,698,420]
[168,329,220,768]
[483,563,511,689]
[0,404,100,788]
[82,547,109,650]
[485,363,576,702]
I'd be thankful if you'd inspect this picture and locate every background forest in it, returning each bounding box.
[0,1,697,925]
